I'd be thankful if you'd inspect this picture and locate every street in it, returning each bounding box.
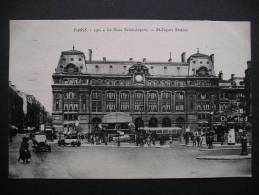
[9,134,251,179]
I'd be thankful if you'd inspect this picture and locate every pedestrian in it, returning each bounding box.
[169,135,173,145]
[192,133,197,147]
[18,137,31,163]
[196,133,201,147]
[185,132,189,145]
[147,135,151,146]
[91,135,95,144]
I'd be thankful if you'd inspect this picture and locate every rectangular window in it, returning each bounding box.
[175,103,184,112]
[161,92,171,112]
[175,92,184,101]
[91,91,102,112]
[106,91,116,112]
[134,92,144,112]
[120,92,130,112]
[148,92,158,112]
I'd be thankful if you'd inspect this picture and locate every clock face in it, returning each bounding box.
[135,74,143,82]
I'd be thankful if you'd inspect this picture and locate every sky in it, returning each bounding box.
[9,20,251,113]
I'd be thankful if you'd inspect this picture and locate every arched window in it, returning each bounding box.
[135,117,144,129]
[64,63,79,73]
[196,66,209,76]
[162,117,171,127]
[149,117,158,127]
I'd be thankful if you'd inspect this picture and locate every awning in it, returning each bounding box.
[63,121,76,125]
[198,121,208,123]
[102,112,132,124]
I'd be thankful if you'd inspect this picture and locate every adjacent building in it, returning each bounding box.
[8,81,50,132]
[51,48,247,137]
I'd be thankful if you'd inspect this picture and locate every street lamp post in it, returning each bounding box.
[208,111,214,149]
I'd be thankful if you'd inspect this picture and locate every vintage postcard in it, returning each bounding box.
[9,20,251,178]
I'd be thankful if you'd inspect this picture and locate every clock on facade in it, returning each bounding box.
[135,74,143,82]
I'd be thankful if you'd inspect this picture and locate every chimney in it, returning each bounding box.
[181,52,186,63]
[88,49,92,62]
[168,52,172,62]
[210,54,214,64]
[143,58,146,62]
[218,71,223,80]
[103,57,106,62]
[129,58,133,62]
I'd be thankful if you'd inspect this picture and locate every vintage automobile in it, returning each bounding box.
[112,134,131,142]
[58,134,81,147]
[32,133,51,152]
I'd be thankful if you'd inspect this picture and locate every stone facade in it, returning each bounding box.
[52,48,246,134]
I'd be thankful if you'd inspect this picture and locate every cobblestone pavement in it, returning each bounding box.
[9,134,251,179]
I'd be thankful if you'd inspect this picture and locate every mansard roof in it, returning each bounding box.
[54,49,217,77]
[85,61,190,76]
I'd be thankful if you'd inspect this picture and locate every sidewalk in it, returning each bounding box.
[196,154,251,160]
[81,142,172,148]
[178,141,252,151]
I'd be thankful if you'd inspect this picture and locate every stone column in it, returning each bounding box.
[102,91,106,112]
[116,91,120,112]
[130,91,134,113]
[158,91,162,112]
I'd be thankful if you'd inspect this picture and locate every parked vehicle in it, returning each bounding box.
[58,134,81,147]
[113,134,131,142]
[32,133,51,152]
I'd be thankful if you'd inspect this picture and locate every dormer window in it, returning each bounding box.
[197,66,209,76]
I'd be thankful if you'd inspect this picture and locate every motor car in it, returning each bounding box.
[32,133,51,152]
[113,134,131,142]
[58,134,81,147]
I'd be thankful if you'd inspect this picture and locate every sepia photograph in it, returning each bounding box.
[8,20,252,178]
